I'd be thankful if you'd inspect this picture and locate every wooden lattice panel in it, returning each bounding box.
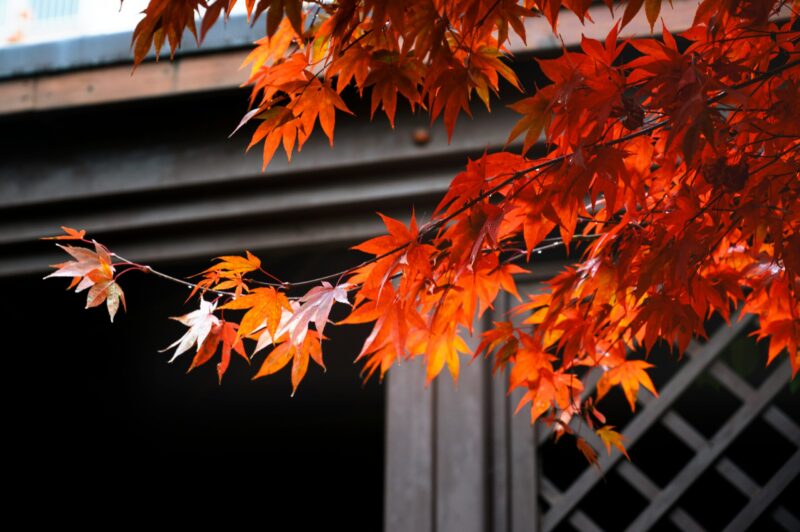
[537,315,799,532]
[384,287,798,532]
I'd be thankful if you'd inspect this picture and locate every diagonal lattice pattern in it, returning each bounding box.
[538,316,800,532]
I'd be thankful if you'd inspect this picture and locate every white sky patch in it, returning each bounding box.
[0,0,246,47]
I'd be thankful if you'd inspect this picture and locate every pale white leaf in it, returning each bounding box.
[279,282,350,345]
[160,299,221,363]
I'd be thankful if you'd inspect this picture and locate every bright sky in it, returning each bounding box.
[0,0,245,47]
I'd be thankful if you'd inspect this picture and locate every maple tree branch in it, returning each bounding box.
[501,234,603,265]
[717,58,800,96]
[226,58,800,293]
[337,28,374,56]
[110,252,238,298]
[71,53,796,316]
[474,0,503,32]
[50,44,800,314]
[78,230,601,307]
[258,266,285,285]
[698,29,799,44]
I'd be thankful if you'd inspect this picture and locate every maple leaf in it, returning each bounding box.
[414,324,470,385]
[329,44,372,93]
[243,19,301,76]
[130,0,203,66]
[253,330,324,395]
[187,320,249,383]
[596,425,630,460]
[264,0,303,37]
[290,79,353,145]
[622,0,665,30]
[353,212,418,258]
[193,250,265,297]
[214,321,249,382]
[514,365,584,423]
[507,85,554,154]
[596,359,659,411]
[252,301,297,355]
[755,318,800,378]
[220,287,292,339]
[204,251,262,277]
[341,290,427,381]
[427,63,474,142]
[160,299,221,363]
[45,242,113,281]
[364,54,423,128]
[243,106,301,169]
[351,212,435,303]
[461,256,527,320]
[575,436,600,469]
[280,282,351,345]
[475,321,519,368]
[85,275,127,323]
[45,242,125,321]
[435,152,530,218]
[41,226,86,241]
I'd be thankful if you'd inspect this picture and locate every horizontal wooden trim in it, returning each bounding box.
[0,0,698,116]
[0,49,251,115]
[0,169,453,247]
[0,100,521,210]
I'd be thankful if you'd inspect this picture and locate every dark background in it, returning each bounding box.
[8,254,384,525]
[0,81,393,524]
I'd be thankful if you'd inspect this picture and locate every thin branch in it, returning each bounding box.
[111,252,237,298]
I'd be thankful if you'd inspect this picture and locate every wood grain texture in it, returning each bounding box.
[435,323,488,532]
[0,50,250,115]
[385,359,434,532]
[508,286,540,532]
[489,295,511,532]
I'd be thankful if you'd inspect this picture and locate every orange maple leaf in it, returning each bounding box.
[597,359,659,411]
[253,330,324,395]
[220,286,292,339]
[576,436,600,469]
[188,320,249,383]
[596,425,630,460]
[41,226,86,241]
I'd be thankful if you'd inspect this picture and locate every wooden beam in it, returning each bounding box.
[772,507,800,532]
[0,49,250,114]
[724,449,800,532]
[385,360,435,532]
[435,325,489,532]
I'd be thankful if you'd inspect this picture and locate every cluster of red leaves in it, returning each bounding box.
[131,0,537,165]
[48,0,800,462]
